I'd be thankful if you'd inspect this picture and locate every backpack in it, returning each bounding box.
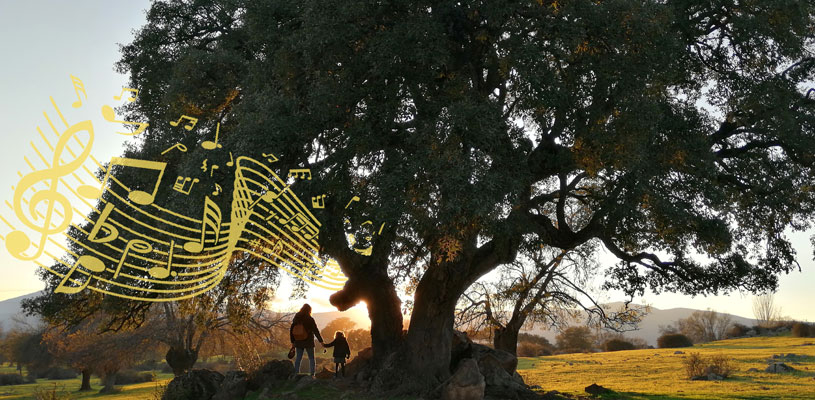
[292,323,308,341]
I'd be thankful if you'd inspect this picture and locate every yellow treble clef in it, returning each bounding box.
[5,120,95,260]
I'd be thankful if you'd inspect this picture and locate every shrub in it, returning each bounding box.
[683,353,706,378]
[604,339,635,352]
[0,373,25,386]
[39,367,77,380]
[683,353,732,379]
[792,322,812,338]
[32,383,71,400]
[517,341,552,357]
[657,333,693,348]
[114,370,156,384]
[726,323,749,339]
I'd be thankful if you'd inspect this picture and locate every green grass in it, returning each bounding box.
[518,336,815,400]
[0,366,173,400]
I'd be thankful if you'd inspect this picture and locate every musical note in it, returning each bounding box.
[101,105,149,136]
[113,88,139,102]
[270,239,283,255]
[278,212,318,239]
[184,196,222,253]
[161,143,188,155]
[226,152,234,167]
[78,157,166,206]
[172,176,199,195]
[311,194,326,209]
[210,164,219,177]
[148,240,177,279]
[201,160,208,172]
[70,75,86,108]
[54,255,106,294]
[345,196,360,209]
[260,185,290,204]
[86,203,119,243]
[114,239,153,279]
[288,168,312,180]
[212,184,222,196]
[169,115,198,131]
[6,119,94,261]
[202,122,223,150]
[262,153,278,163]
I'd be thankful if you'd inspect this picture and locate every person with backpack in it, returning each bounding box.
[323,331,351,378]
[289,303,324,376]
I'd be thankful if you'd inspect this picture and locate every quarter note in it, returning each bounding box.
[184,196,222,253]
[113,88,139,102]
[169,115,198,131]
[114,239,153,279]
[202,122,223,150]
[70,75,86,108]
[226,152,234,167]
[54,255,106,294]
[101,105,149,136]
[148,240,177,279]
[344,196,360,209]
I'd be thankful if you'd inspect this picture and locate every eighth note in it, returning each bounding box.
[184,196,222,253]
[169,115,198,131]
[311,194,326,209]
[114,239,153,279]
[70,75,86,108]
[54,255,106,294]
[148,240,177,279]
[212,183,222,196]
[288,168,312,180]
[101,105,149,136]
[202,122,223,150]
[262,152,278,163]
[113,88,139,102]
[161,143,188,155]
[345,196,360,209]
[173,176,199,195]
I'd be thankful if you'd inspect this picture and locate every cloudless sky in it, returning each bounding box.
[0,1,812,323]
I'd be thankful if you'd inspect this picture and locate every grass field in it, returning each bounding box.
[0,365,173,400]
[518,336,815,399]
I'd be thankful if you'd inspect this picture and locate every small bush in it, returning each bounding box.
[726,323,749,339]
[683,353,706,378]
[517,341,552,357]
[657,333,693,348]
[683,353,732,379]
[114,370,156,384]
[40,367,77,380]
[134,359,160,371]
[0,373,25,386]
[708,354,732,378]
[33,383,71,400]
[792,322,812,338]
[604,339,635,352]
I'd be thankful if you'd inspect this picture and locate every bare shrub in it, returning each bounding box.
[792,322,813,338]
[683,353,706,378]
[708,354,732,378]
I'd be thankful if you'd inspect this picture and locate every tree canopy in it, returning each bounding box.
[26,0,815,392]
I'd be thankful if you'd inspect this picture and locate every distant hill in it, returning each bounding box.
[523,304,756,346]
[0,292,42,330]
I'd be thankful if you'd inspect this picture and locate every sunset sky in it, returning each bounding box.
[1,1,813,323]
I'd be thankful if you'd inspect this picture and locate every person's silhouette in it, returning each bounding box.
[289,303,323,376]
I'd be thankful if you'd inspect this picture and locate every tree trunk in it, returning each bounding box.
[99,371,117,393]
[166,346,198,376]
[79,369,92,391]
[493,326,520,356]
[330,269,403,366]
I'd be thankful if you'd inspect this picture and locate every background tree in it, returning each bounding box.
[661,309,732,343]
[34,0,815,393]
[320,317,359,341]
[753,293,782,327]
[555,326,595,353]
[457,243,644,355]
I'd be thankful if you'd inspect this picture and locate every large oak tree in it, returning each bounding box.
[29,0,815,394]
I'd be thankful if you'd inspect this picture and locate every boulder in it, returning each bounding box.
[674,351,685,355]
[766,363,796,373]
[441,358,485,400]
[212,371,248,400]
[706,373,724,381]
[294,375,318,390]
[162,369,224,400]
[585,383,611,395]
[344,347,373,379]
[247,360,294,390]
[314,367,335,379]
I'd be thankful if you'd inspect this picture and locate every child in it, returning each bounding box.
[322,331,351,378]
